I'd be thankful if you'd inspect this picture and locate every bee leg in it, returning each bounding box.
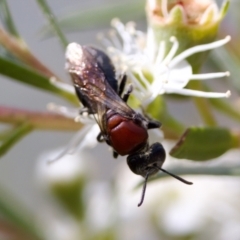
[118,74,127,97]
[113,151,118,158]
[140,108,162,129]
[122,84,133,102]
[97,132,105,142]
[147,120,162,129]
[118,74,133,102]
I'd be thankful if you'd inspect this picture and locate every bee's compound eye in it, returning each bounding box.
[148,143,166,168]
[126,155,141,175]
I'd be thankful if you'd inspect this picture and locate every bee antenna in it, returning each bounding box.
[158,167,193,185]
[138,172,150,207]
[137,168,192,207]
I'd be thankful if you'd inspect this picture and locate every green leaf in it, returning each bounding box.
[41,0,145,36]
[0,122,32,157]
[0,0,20,38]
[170,127,239,160]
[0,56,78,105]
[36,0,68,48]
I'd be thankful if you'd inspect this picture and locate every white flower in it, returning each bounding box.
[98,19,231,107]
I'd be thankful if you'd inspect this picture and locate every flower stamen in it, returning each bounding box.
[108,29,122,50]
[162,36,179,65]
[191,71,230,80]
[128,71,146,93]
[136,69,151,89]
[166,88,231,98]
[98,20,231,104]
[169,36,231,68]
[48,125,94,163]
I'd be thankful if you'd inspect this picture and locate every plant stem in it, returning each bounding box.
[36,0,69,48]
[0,106,83,131]
[0,0,20,38]
[0,25,60,80]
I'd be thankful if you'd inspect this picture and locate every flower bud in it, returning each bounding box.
[146,0,229,70]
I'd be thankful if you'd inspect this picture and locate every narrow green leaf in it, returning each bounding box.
[0,122,32,157]
[0,56,78,105]
[41,0,145,36]
[36,0,68,48]
[0,0,20,38]
[170,127,239,160]
[0,186,44,240]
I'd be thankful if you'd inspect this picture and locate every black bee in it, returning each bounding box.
[66,43,192,206]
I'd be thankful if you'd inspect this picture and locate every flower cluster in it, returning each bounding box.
[99,19,230,107]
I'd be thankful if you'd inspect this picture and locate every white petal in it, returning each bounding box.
[153,60,192,90]
[166,60,192,89]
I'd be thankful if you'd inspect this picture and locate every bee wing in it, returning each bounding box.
[93,102,108,135]
[66,44,136,119]
[90,78,135,118]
